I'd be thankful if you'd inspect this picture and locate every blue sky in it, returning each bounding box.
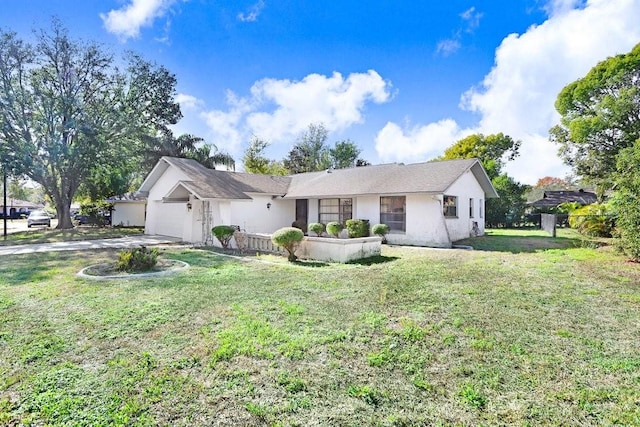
[2,0,640,184]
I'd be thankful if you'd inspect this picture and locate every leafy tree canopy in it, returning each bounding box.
[242,137,288,175]
[0,20,181,228]
[550,42,640,194]
[441,133,520,179]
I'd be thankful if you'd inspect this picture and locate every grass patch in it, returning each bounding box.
[0,226,145,246]
[1,232,640,425]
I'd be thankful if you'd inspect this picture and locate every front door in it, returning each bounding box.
[295,199,308,232]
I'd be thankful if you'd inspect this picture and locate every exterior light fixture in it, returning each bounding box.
[186,201,192,211]
[266,202,271,210]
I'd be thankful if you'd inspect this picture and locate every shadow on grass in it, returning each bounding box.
[454,233,587,254]
[347,255,400,265]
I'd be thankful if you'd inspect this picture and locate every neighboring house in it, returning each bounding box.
[0,198,44,218]
[137,156,498,248]
[530,189,597,210]
[106,194,147,227]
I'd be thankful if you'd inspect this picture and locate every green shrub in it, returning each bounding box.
[116,246,158,272]
[271,227,304,262]
[371,223,390,243]
[568,203,614,237]
[611,191,640,260]
[212,225,237,249]
[326,222,343,238]
[308,222,325,236]
[345,219,370,238]
[78,201,113,227]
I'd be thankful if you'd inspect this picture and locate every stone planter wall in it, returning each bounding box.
[296,236,382,263]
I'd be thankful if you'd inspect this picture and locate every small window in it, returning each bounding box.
[380,196,406,232]
[479,199,483,218]
[319,198,352,224]
[469,198,474,218]
[443,195,457,218]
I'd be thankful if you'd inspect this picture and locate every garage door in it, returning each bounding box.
[150,201,185,238]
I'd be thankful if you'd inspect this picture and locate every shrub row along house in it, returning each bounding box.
[134,156,498,248]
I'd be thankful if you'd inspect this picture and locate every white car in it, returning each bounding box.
[27,211,51,228]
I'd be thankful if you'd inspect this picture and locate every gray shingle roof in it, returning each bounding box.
[284,158,498,198]
[140,156,497,200]
[530,190,597,208]
[161,157,291,199]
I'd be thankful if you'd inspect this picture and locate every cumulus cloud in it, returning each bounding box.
[201,70,392,153]
[175,93,204,110]
[101,0,176,40]
[237,0,266,22]
[377,0,640,184]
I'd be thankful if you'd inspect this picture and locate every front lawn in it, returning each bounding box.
[0,226,145,246]
[1,234,639,425]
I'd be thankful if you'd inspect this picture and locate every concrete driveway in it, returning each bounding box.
[0,235,183,256]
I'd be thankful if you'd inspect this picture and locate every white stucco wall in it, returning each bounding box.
[442,170,487,242]
[111,202,146,227]
[230,195,295,233]
[144,165,191,239]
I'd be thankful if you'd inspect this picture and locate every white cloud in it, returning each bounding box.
[201,70,392,154]
[100,0,176,40]
[237,0,265,22]
[436,39,461,57]
[460,6,483,32]
[377,0,640,184]
[375,120,471,162]
[436,6,483,57]
[175,93,204,110]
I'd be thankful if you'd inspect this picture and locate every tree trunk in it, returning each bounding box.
[54,197,74,229]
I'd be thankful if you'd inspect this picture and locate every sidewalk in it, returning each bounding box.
[0,235,183,256]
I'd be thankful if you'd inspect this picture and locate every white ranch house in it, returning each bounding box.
[137,156,498,248]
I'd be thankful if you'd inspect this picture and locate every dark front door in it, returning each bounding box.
[295,199,308,232]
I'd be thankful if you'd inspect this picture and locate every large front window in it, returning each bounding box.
[380,196,406,232]
[319,198,352,224]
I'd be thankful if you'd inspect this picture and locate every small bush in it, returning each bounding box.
[568,203,614,237]
[345,219,370,238]
[372,223,390,243]
[271,227,304,262]
[212,225,237,249]
[116,246,158,272]
[326,222,343,238]
[308,222,325,236]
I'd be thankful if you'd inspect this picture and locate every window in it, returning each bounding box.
[380,196,406,232]
[443,195,457,218]
[469,198,474,218]
[479,199,483,218]
[319,198,352,224]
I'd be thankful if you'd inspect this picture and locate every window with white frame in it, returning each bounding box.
[469,198,474,218]
[443,195,457,218]
[318,198,352,224]
[380,196,406,232]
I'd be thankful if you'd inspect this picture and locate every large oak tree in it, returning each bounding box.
[0,21,181,228]
[550,43,640,195]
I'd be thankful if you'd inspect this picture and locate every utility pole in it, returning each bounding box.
[3,164,7,239]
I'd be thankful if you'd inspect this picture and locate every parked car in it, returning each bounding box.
[27,210,51,228]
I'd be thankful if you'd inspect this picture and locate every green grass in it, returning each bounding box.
[0,225,145,246]
[1,233,640,425]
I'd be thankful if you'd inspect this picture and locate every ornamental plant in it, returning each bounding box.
[116,246,158,272]
[212,225,237,249]
[372,223,390,243]
[308,222,325,237]
[271,227,304,262]
[345,219,370,238]
[326,221,343,238]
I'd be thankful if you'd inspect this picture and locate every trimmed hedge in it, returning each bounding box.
[372,223,390,243]
[308,222,325,236]
[345,219,370,238]
[326,222,343,238]
[212,225,237,249]
[271,227,304,261]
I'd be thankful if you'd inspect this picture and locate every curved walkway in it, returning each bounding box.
[0,235,183,256]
